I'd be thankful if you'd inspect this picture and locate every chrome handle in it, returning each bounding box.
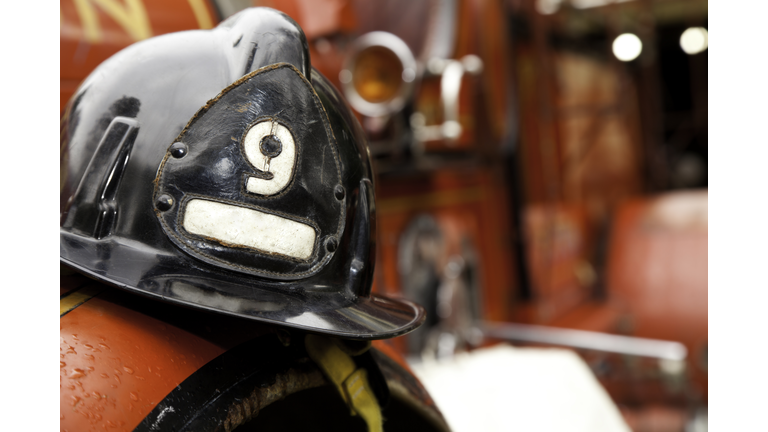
[481,321,687,361]
[411,55,484,146]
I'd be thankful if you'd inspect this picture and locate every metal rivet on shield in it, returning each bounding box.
[325,237,338,253]
[259,135,282,158]
[156,194,174,211]
[334,185,345,201]
[170,142,188,159]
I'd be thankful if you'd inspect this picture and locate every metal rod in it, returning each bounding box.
[481,321,687,361]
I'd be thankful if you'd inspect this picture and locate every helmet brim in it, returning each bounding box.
[61,231,425,340]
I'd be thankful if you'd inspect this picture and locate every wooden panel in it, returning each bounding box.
[515,47,643,217]
[513,203,595,324]
[373,167,518,353]
[605,190,708,401]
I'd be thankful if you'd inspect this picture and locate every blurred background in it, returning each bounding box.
[60,0,707,430]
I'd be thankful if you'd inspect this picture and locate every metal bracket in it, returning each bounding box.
[411,54,484,147]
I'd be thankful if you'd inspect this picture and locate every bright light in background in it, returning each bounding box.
[680,27,708,55]
[612,33,642,62]
[536,0,562,15]
[572,0,632,9]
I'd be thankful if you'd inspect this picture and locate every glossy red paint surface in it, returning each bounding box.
[60,291,226,432]
[606,190,708,401]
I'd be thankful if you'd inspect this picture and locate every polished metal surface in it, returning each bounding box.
[482,321,688,361]
[340,31,417,117]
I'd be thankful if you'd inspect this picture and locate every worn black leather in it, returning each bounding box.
[59,7,424,339]
[154,64,344,279]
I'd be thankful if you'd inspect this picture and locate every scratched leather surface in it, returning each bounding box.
[155,64,344,279]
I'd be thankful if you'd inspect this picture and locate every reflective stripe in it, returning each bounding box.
[60,285,103,316]
[183,198,316,260]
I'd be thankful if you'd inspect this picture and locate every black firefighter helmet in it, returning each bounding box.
[59,7,425,340]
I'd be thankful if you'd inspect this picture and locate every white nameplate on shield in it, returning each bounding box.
[183,199,316,260]
[243,120,296,196]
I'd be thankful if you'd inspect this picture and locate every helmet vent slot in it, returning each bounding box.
[62,116,139,239]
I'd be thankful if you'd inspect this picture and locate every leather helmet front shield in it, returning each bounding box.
[154,64,344,280]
